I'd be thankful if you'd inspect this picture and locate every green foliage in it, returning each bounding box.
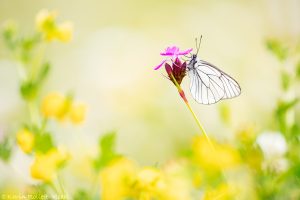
[2,21,18,50]
[296,61,300,80]
[36,62,51,84]
[0,136,12,162]
[280,71,291,91]
[266,39,288,61]
[20,62,51,100]
[73,189,92,200]
[20,80,39,100]
[93,131,120,171]
[34,132,55,153]
[218,103,231,125]
[275,99,299,134]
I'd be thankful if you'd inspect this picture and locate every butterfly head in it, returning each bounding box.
[187,54,197,69]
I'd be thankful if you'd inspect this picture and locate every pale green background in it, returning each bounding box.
[0,0,299,189]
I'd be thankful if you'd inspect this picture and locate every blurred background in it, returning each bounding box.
[0,0,300,197]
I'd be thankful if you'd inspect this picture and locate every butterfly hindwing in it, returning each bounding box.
[188,60,241,104]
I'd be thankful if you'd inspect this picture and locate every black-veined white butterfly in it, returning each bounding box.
[186,37,241,104]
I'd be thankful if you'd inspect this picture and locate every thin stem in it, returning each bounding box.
[169,73,215,149]
[49,181,61,197]
[184,101,215,149]
[28,101,38,125]
[91,172,99,198]
[57,173,67,199]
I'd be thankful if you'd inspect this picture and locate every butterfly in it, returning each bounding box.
[185,37,241,105]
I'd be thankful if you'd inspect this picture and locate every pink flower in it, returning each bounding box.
[165,58,187,85]
[154,46,192,70]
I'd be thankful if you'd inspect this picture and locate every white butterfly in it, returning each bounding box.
[186,39,241,104]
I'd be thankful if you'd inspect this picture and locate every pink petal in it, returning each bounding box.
[169,46,178,52]
[154,59,167,70]
[178,48,193,55]
[160,46,180,56]
[165,63,173,76]
[160,52,174,56]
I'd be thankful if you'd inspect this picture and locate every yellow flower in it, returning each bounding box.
[70,103,86,124]
[160,161,192,200]
[16,129,35,153]
[41,92,68,119]
[36,9,57,36]
[56,22,73,42]
[35,9,73,42]
[31,148,69,182]
[100,158,137,200]
[135,167,166,199]
[236,125,257,144]
[192,136,240,172]
[41,92,87,124]
[203,184,237,200]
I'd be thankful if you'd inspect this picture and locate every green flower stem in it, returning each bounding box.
[57,173,67,199]
[28,101,39,125]
[170,73,215,149]
[49,181,61,197]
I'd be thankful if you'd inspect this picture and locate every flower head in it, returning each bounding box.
[100,158,137,200]
[16,129,35,154]
[154,46,192,70]
[256,131,287,159]
[35,9,73,43]
[41,92,86,124]
[256,131,288,172]
[192,136,240,172]
[70,103,87,124]
[41,92,67,119]
[134,167,166,199]
[165,58,187,85]
[31,148,69,182]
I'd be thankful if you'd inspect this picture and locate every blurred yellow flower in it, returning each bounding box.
[31,148,69,182]
[192,136,240,172]
[41,92,67,119]
[35,9,73,42]
[203,184,237,200]
[219,104,231,125]
[41,92,87,124]
[100,158,137,200]
[56,22,73,42]
[236,125,257,144]
[134,167,166,199]
[16,129,35,153]
[70,103,87,124]
[162,160,193,200]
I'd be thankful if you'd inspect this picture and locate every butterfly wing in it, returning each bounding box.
[188,60,241,104]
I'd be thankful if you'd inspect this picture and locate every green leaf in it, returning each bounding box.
[20,80,38,100]
[281,71,291,91]
[19,34,41,63]
[2,21,18,50]
[36,62,51,84]
[276,99,299,116]
[296,61,300,80]
[100,131,116,153]
[218,103,231,124]
[73,189,92,200]
[0,137,12,162]
[93,131,120,171]
[275,99,299,134]
[266,39,288,61]
[20,63,51,101]
[34,132,54,153]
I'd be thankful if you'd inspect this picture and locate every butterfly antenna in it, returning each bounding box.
[196,35,202,56]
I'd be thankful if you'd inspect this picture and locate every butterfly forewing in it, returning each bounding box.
[188,60,241,105]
